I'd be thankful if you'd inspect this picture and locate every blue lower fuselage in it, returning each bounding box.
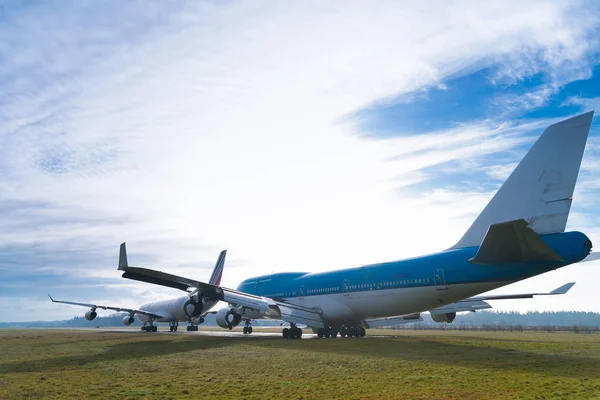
[236,231,591,324]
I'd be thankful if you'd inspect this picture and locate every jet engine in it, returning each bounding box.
[216,308,242,330]
[183,298,203,318]
[84,310,97,321]
[122,316,135,326]
[431,312,456,323]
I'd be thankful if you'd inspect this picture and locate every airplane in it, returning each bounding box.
[58,111,598,338]
[49,247,227,332]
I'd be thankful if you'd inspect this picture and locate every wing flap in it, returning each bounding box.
[363,313,423,328]
[469,219,563,265]
[430,300,491,314]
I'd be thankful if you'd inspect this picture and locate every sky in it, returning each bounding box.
[1,1,600,322]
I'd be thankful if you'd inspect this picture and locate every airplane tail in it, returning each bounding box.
[208,250,227,285]
[450,111,594,249]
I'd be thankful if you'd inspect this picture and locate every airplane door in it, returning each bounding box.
[434,269,448,290]
[299,285,305,303]
[343,279,351,297]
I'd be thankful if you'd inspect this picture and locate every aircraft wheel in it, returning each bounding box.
[248,326,253,334]
[359,327,366,337]
[243,326,248,334]
[169,326,174,332]
[282,328,289,339]
[296,328,302,339]
[317,328,323,338]
[152,326,158,332]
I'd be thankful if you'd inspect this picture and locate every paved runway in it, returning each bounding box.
[75,327,318,339]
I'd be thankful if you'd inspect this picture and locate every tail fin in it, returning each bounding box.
[451,111,594,249]
[208,250,227,285]
[118,242,128,270]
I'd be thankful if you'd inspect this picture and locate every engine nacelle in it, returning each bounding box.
[84,310,97,321]
[216,308,242,330]
[431,312,456,323]
[183,299,204,318]
[122,316,135,326]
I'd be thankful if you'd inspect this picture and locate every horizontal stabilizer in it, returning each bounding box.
[581,252,600,263]
[469,219,563,265]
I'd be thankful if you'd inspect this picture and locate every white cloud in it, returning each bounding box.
[1,1,599,320]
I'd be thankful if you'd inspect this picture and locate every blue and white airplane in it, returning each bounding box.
[55,112,597,338]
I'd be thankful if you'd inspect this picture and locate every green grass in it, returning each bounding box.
[1,329,599,399]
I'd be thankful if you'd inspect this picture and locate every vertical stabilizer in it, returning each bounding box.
[451,111,594,249]
[208,250,227,285]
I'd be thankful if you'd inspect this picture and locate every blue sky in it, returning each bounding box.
[1,1,600,321]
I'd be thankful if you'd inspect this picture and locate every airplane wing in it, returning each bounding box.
[47,294,165,319]
[117,243,326,327]
[430,282,575,315]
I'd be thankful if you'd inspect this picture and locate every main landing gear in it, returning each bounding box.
[141,322,158,332]
[169,321,179,332]
[282,323,302,339]
[242,319,253,335]
[186,316,204,331]
[315,325,365,338]
[339,326,365,338]
[316,327,338,338]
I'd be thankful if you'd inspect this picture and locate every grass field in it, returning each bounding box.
[1,328,599,399]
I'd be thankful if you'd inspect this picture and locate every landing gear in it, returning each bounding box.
[169,321,179,332]
[242,319,253,334]
[316,327,339,338]
[339,326,365,338]
[282,323,302,339]
[141,322,158,332]
[186,324,199,332]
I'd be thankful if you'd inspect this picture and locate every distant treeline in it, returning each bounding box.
[0,311,281,328]
[1,310,599,329]
[446,310,600,327]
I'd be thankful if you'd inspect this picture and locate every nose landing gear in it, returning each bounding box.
[242,319,253,334]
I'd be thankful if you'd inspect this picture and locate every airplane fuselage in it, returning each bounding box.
[236,231,591,325]
[137,296,218,324]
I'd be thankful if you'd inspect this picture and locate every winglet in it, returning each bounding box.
[118,243,128,270]
[208,250,227,285]
[48,293,56,302]
[550,282,575,295]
